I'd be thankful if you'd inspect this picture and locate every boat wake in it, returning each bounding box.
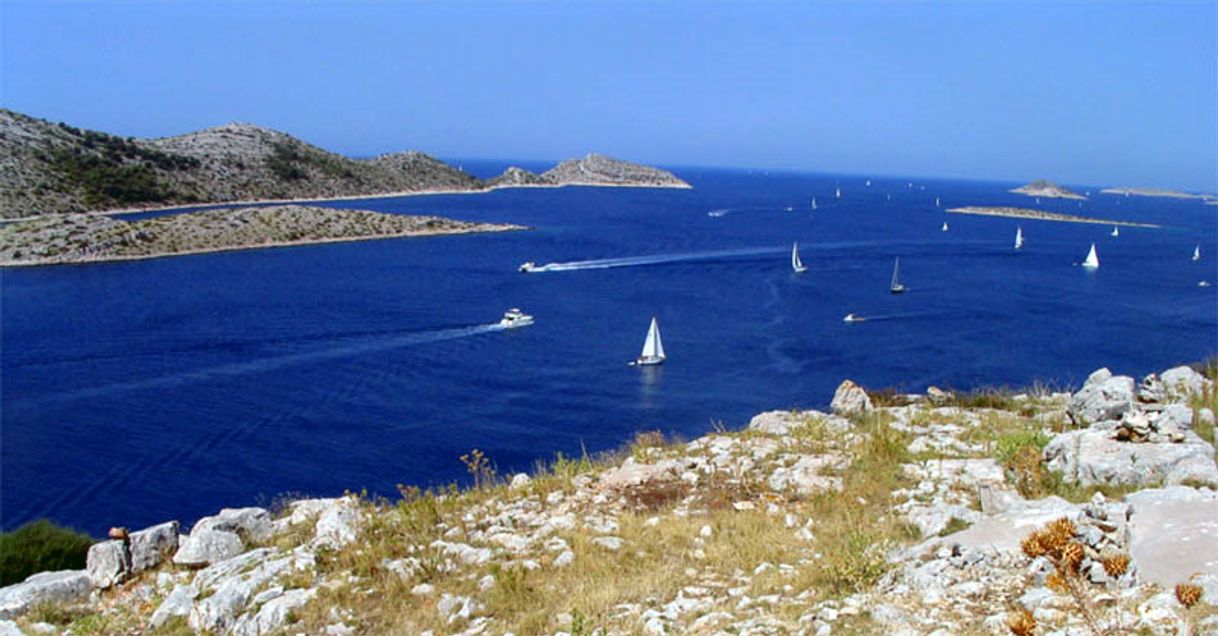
[44,323,510,403]
[706,206,795,217]
[523,247,786,272]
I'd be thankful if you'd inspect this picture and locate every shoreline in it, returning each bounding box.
[0,181,693,224]
[947,206,1160,228]
[0,224,525,268]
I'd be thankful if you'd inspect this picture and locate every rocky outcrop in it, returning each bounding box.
[1008,179,1088,200]
[0,205,525,266]
[0,571,91,619]
[830,379,873,415]
[485,166,549,188]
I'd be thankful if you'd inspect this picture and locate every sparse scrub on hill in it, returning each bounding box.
[0,519,94,586]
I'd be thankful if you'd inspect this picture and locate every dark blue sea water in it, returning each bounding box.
[3,166,1215,536]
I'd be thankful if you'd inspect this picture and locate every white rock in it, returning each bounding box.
[0,570,91,619]
[1161,365,1212,398]
[1044,427,1218,487]
[411,583,435,596]
[478,574,496,591]
[230,588,316,636]
[1068,368,1135,426]
[150,584,198,629]
[553,550,575,567]
[129,521,180,572]
[510,473,531,489]
[830,380,873,415]
[173,528,245,567]
[592,536,623,551]
[86,539,130,588]
[0,621,23,636]
[314,498,362,549]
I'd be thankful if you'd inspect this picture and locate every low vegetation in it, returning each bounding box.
[0,519,94,586]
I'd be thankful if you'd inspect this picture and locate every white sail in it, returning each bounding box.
[811,197,817,210]
[865,179,871,186]
[1194,246,1201,261]
[792,242,807,272]
[1111,226,1119,237]
[941,221,948,232]
[640,317,665,361]
[1083,243,1100,269]
[890,257,904,292]
[1015,227,1024,249]
[835,187,841,199]
[935,196,941,207]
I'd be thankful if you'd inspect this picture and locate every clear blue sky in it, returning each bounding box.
[2,1,1215,190]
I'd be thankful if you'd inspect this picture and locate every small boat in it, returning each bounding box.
[1200,281,1212,288]
[499,308,534,328]
[629,317,666,366]
[811,197,818,210]
[1110,226,1120,237]
[835,187,841,199]
[843,313,865,323]
[791,241,808,273]
[1014,227,1024,250]
[940,221,949,232]
[865,179,872,187]
[1193,246,1201,261]
[890,257,906,293]
[886,194,891,201]
[1082,243,1100,270]
[935,196,941,207]
[519,261,538,273]
[786,206,794,212]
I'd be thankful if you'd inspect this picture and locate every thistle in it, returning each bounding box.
[1100,553,1129,578]
[1175,583,1202,609]
[1005,609,1037,636]
[1060,542,1084,573]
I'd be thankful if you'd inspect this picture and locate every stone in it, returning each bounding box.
[173,528,245,567]
[1126,487,1218,588]
[129,521,179,573]
[509,473,531,489]
[230,588,316,636]
[314,498,362,549]
[0,570,91,619]
[598,459,681,490]
[150,584,198,629]
[0,621,22,636]
[1044,427,1218,487]
[411,583,434,596]
[592,536,623,551]
[1067,368,1135,426]
[86,539,131,588]
[1160,365,1211,398]
[830,380,873,415]
[768,454,847,495]
[1137,374,1166,403]
[926,386,953,406]
[194,507,273,544]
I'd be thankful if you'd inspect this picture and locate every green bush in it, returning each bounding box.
[0,520,95,586]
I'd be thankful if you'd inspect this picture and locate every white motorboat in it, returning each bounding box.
[629,317,666,366]
[843,313,865,323]
[890,257,906,294]
[499,308,534,328]
[519,261,538,273]
[791,241,808,273]
[1082,243,1100,270]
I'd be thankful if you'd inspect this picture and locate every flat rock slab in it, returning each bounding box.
[0,570,91,619]
[930,497,1080,554]
[1127,488,1218,588]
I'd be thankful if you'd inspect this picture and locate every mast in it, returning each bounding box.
[891,258,901,288]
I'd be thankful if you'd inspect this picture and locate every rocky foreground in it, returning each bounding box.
[1,364,1216,635]
[0,205,524,266]
[0,109,690,219]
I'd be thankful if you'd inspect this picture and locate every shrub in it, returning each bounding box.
[0,520,95,586]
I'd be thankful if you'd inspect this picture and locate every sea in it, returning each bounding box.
[2,164,1215,536]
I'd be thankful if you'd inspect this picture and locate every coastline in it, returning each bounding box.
[0,181,693,224]
[947,206,1160,228]
[0,223,525,268]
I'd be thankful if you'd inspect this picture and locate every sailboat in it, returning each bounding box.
[811,197,818,210]
[1193,246,1201,261]
[791,242,808,273]
[890,258,906,293]
[1110,226,1120,237]
[629,317,666,366]
[1082,243,1100,270]
[1014,227,1024,250]
[935,196,941,207]
[835,186,841,199]
[865,179,872,187]
[940,221,949,232]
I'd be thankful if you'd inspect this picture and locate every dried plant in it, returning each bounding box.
[1060,542,1084,574]
[1175,583,1202,609]
[1005,608,1037,636]
[1100,553,1129,578]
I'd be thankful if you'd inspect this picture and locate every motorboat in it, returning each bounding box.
[843,313,865,323]
[499,308,534,328]
[518,261,538,273]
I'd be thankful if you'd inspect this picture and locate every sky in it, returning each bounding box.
[2,1,1215,191]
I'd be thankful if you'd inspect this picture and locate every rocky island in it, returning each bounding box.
[0,108,690,219]
[1101,187,1217,201]
[1009,179,1088,200]
[947,206,1160,228]
[0,205,524,266]
[1,363,1215,635]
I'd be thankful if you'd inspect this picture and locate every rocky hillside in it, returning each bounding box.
[1,363,1215,635]
[485,154,691,190]
[0,109,690,219]
[0,205,523,266]
[1009,179,1088,200]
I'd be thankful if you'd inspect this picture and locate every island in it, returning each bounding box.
[1008,179,1087,200]
[1100,187,1217,200]
[0,108,691,219]
[0,205,524,266]
[946,206,1159,228]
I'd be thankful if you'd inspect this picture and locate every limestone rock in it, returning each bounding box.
[230,588,316,636]
[173,528,245,567]
[1068,368,1135,426]
[195,507,273,544]
[0,621,22,636]
[830,380,873,415]
[149,584,198,629]
[314,497,362,549]
[129,521,179,572]
[1044,427,1218,487]
[86,540,130,589]
[1160,365,1211,398]
[0,571,91,619]
[1126,487,1218,588]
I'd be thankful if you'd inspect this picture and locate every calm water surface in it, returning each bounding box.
[3,166,1215,534]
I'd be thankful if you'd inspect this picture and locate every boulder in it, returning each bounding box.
[1160,365,1212,398]
[173,528,245,567]
[1137,374,1166,403]
[0,571,91,619]
[314,498,362,549]
[830,380,873,416]
[128,521,179,572]
[598,459,681,490]
[194,507,273,544]
[1044,427,1218,487]
[86,540,130,589]
[1126,487,1218,588]
[230,588,316,636]
[0,621,22,636]
[149,584,198,629]
[926,386,953,406]
[1067,368,1135,426]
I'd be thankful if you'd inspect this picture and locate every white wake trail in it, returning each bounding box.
[526,247,786,272]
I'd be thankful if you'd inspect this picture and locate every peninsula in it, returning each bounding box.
[0,205,524,267]
[1008,179,1087,200]
[1100,187,1217,200]
[947,206,1160,228]
[0,108,690,219]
